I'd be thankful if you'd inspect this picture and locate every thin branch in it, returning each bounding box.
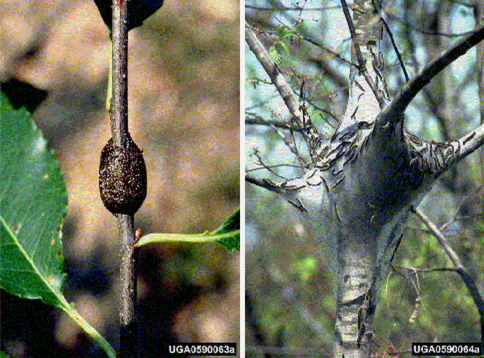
[245,174,283,194]
[412,208,462,269]
[439,212,484,232]
[452,123,484,163]
[245,23,303,122]
[392,264,459,274]
[303,36,357,68]
[246,163,304,172]
[245,23,322,160]
[386,12,476,38]
[118,215,138,358]
[381,15,409,82]
[305,99,339,125]
[379,23,484,124]
[267,111,308,166]
[246,115,303,132]
[340,0,385,107]
[340,0,367,71]
[413,207,484,347]
[245,4,341,11]
[111,0,138,356]
[439,186,484,231]
[252,149,292,180]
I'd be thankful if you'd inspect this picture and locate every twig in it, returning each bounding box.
[245,23,302,122]
[381,14,409,82]
[111,0,138,356]
[305,99,339,124]
[340,0,368,71]
[303,36,357,68]
[245,22,321,153]
[245,4,341,12]
[111,0,129,147]
[379,23,484,123]
[246,163,303,172]
[393,264,459,274]
[245,115,303,132]
[268,110,308,166]
[385,11,476,38]
[252,149,292,179]
[119,215,138,358]
[340,0,384,107]
[413,207,484,348]
[245,174,284,194]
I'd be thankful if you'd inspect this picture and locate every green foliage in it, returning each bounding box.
[0,92,68,306]
[269,44,283,65]
[210,209,240,252]
[290,255,318,284]
[268,24,303,65]
[0,92,115,358]
[136,209,240,252]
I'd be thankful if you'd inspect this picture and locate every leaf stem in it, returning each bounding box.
[60,300,117,358]
[136,230,241,248]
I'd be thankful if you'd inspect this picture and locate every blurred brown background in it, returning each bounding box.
[0,0,240,356]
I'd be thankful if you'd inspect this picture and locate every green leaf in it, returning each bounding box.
[269,45,282,65]
[136,209,240,252]
[1,351,13,358]
[0,92,68,307]
[0,93,116,358]
[211,209,240,252]
[277,41,290,55]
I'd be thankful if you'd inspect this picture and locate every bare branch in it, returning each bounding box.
[452,124,484,163]
[305,99,340,124]
[381,15,409,82]
[110,0,138,356]
[245,23,303,122]
[392,265,459,274]
[413,208,463,269]
[245,174,283,194]
[386,12,476,38]
[413,207,484,346]
[246,23,323,162]
[340,0,385,107]
[303,36,357,68]
[246,163,303,172]
[246,114,302,132]
[266,111,308,166]
[379,23,484,124]
[252,149,297,180]
[246,4,341,11]
[340,0,365,69]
